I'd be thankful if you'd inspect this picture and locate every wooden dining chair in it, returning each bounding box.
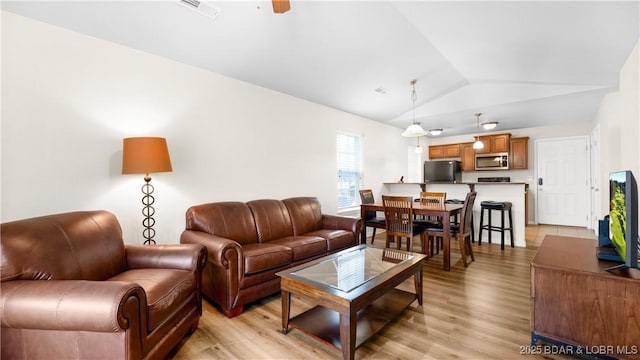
[382,195,429,255]
[420,191,447,206]
[359,189,386,244]
[415,191,447,253]
[416,191,446,222]
[425,191,477,267]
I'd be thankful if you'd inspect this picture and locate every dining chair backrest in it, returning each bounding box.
[382,195,414,238]
[460,191,477,235]
[359,189,374,204]
[359,189,377,221]
[420,191,446,206]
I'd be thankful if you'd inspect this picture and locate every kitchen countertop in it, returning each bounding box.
[384,181,528,185]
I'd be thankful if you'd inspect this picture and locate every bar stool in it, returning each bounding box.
[478,201,513,250]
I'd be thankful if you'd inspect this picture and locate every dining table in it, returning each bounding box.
[360,202,464,271]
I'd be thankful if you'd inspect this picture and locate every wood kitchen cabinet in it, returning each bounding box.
[475,133,511,154]
[492,133,511,152]
[471,137,491,154]
[460,142,475,171]
[428,145,444,159]
[428,144,460,159]
[510,137,529,169]
[428,133,521,172]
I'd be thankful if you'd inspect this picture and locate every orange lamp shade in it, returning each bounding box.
[272,0,290,13]
[122,137,173,175]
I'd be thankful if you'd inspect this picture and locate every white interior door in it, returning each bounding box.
[590,125,601,232]
[536,137,589,226]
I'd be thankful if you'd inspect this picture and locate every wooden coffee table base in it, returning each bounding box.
[280,270,422,360]
[286,289,417,349]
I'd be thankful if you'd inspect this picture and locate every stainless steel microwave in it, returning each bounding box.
[475,152,509,170]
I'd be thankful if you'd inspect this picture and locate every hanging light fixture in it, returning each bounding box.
[415,136,423,153]
[472,113,485,150]
[481,121,498,130]
[402,79,427,137]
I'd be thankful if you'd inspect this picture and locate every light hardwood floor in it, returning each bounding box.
[170,225,596,359]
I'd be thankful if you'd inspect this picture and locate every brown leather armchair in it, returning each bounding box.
[0,210,208,360]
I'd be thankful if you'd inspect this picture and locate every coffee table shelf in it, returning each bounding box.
[289,288,417,350]
[278,245,426,360]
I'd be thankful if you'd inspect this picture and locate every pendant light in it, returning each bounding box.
[415,136,423,153]
[401,79,427,137]
[472,113,485,150]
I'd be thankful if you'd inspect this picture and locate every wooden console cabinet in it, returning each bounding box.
[531,236,640,359]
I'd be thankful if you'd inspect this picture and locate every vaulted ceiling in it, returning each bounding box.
[3,1,638,136]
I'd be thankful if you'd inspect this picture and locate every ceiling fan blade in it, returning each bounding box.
[272,0,290,13]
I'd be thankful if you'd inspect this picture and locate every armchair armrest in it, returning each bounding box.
[1,280,145,332]
[322,214,362,235]
[126,244,207,272]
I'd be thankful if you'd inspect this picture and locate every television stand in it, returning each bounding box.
[606,264,640,279]
[531,236,640,360]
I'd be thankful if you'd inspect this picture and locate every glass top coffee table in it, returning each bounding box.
[277,244,427,360]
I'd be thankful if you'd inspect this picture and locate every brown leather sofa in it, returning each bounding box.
[0,210,208,360]
[180,197,362,318]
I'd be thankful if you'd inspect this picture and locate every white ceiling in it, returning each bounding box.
[3,1,638,137]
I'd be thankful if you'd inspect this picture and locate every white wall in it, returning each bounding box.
[594,40,640,221]
[1,12,408,244]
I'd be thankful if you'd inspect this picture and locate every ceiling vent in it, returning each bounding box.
[176,0,221,20]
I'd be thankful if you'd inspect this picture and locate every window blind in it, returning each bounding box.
[337,132,362,209]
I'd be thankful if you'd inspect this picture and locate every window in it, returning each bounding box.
[337,132,362,209]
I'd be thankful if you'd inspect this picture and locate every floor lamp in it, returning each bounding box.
[122,137,173,245]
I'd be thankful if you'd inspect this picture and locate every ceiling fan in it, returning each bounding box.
[178,0,290,18]
[271,0,291,14]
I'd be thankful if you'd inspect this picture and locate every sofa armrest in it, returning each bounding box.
[1,280,145,332]
[322,214,362,235]
[180,230,244,272]
[126,244,207,272]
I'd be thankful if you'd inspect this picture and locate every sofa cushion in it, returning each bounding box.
[108,268,195,332]
[185,202,258,245]
[268,236,327,261]
[242,243,293,275]
[247,200,294,242]
[282,197,324,235]
[302,229,354,252]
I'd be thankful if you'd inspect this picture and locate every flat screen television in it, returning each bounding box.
[607,170,639,272]
[424,160,461,183]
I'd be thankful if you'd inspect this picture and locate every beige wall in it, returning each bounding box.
[1,12,408,244]
[2,11,638,242]
[595,40,640,220]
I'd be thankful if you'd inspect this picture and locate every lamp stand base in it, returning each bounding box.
[141,175,156,245]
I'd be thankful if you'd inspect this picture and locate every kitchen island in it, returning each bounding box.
[382,181,528,248]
